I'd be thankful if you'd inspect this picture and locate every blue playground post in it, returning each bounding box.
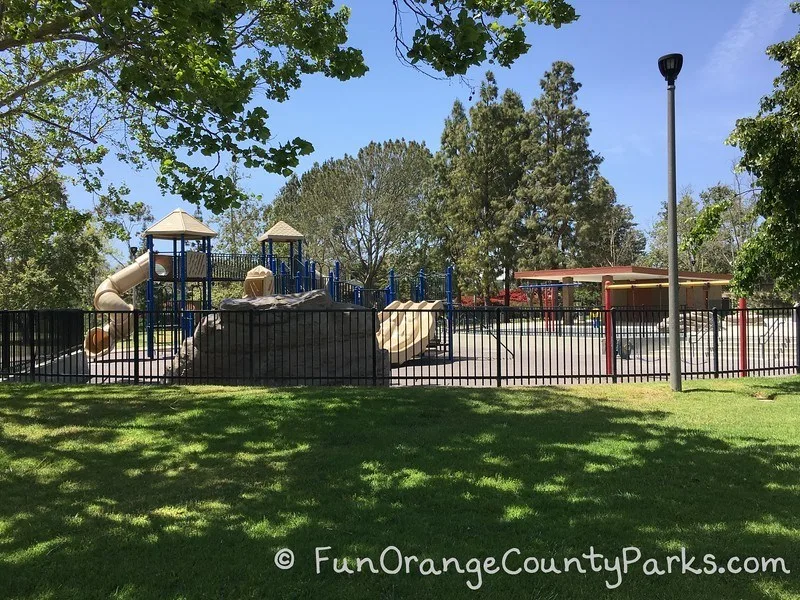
[446,265,454,362]
[297,239,303,267]
[146,235,155,358]
[260,241,266,268]
[289,241,294,273]
[268,239,275,272]
[296,270,302,293]
[310,261,317,289]
[354,286,362,306]
[389,268,396,303]
[172,239,179,352]
[205,236,212,310]
[180,234,192,341]
[328,270,334,298]
[280,262,287,294]
[304,260,310,291]
[334,261,341,303]
[418,268,426,302]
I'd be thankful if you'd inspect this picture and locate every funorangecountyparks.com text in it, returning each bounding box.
[272,545,791,591]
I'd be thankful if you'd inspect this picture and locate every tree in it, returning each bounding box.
[518,61,603,269]
[644,190,700,271]
[393,1,577,76]
[682,179,759,275]
[426,73,526,304]
[420,100,472,287]
[207,165,271,255]
[575,176,645,266]
[725,3,800,296]
[0,172,105,309]
[271,140,432,288]
[95,195,154,266]
[0,1,576,213]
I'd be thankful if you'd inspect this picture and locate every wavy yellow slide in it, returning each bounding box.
[377,300,443,366]
[84,252,151,358]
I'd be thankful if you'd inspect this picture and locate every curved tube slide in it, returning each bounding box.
[377,300,444,366]
[84,252,151,358]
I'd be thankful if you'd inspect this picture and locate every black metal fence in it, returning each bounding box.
[1,306,798,386]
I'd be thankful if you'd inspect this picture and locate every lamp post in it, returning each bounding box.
[658,53,684,392]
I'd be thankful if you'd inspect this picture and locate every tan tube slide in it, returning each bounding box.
[377,300,444,366]
[84,252,152,358]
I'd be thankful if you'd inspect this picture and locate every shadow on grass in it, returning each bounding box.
[0,383,798,599]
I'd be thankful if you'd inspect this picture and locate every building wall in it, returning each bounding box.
[608,280,729,310]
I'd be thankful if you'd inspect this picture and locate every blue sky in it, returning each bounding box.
[72,0,796,237]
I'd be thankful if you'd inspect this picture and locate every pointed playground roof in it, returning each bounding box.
[258,220,304,243]
[145,208,217,240]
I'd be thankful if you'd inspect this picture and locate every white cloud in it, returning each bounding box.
[703,0,789,86]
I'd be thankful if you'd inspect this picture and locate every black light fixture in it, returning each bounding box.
[658,53,683,85]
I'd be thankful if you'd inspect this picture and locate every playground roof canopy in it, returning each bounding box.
[513,265,732,284]
[258,221,304,243]
[145,208,217,240]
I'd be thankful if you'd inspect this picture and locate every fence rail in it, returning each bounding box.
[1,306,797,387]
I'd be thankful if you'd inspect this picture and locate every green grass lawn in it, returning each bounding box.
[1,379,800,599]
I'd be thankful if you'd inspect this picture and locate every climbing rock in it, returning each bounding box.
[164,289,390,385]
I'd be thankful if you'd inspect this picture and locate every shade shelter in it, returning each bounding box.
[144,209,217,356]
[258,221,310,293]
[513,266,732,310]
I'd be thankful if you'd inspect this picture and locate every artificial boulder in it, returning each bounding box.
[164,289,390,385]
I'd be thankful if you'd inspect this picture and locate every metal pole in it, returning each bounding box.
[146,235,155,358]
[180,234,188,340]
[666,81,682,392]
[738,297,748,377]
[206,236,213,310]
[604,281,613,377]
[446,265,454,363]
[795,303,800,375]
[712,307,719,378]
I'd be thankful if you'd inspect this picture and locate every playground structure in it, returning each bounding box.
[68,214,799,387]
[83,209,456,366]
[377,300,445,366]
[2,238,794,387]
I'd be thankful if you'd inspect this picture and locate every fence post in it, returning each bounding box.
[1,312,9,374]
[28,309,36,382]
[446,265,454,363]
[610,308,617,384]
[249,310,255,384]
[795,303,800,375]
[133,310,140,384]
[739,297,748,377]
[334,261,341,302]
[496,309,502,388]
[372,308,378,387]
[604,282,613,379]
[711,307,719,378]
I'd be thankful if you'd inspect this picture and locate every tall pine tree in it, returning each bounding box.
[519,61,602,269]
[428,73,526,304]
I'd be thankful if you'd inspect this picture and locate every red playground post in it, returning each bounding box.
[604,282,613,376]
[739,297,748,377]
